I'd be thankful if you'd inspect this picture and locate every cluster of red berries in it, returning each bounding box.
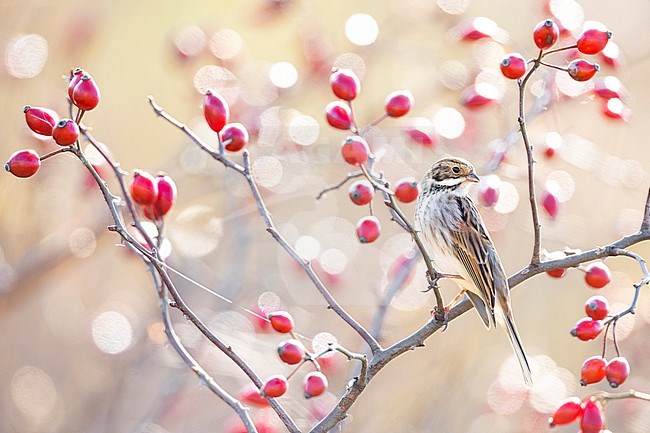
[325,68,420,245]
[5,68,101,179]
[129,171,178,221]
[239,310,329,405]
[549,396,607,433]
[204,90,249,152]
[549,261,631,388]
[547,261,611,287]
[500,18,611,83]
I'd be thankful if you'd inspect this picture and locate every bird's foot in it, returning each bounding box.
[430,305,449,331]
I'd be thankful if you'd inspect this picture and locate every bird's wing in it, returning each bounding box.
[449,196,508,319]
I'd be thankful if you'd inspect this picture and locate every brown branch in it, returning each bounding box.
[240,151,381,354]
[593,389,650,403]
[148,96,381,355]
[73,142,300,433]
[148,268,258,433]
[541,44,578,57]
[603,248,650,325]
[316,170,364,200]
[518,55,544,265]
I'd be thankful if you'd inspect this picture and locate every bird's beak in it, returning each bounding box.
[467,172,480,183]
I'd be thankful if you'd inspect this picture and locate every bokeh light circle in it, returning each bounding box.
[493,182,519,214]
[174,26,207,58]
[295,235,321,261]
[11,366,57,420]
[5,34,48,79]
[333,53,367,80]
[253,156,283,188]
[433,107,465,139]
[437,0,469,14]
[269,61,298,88]
[258,291,281,314]
[209,29,243,60]
[92,311,133,355]
[345,14,379,46]
[312,332,338,358]
[289,114,320,146]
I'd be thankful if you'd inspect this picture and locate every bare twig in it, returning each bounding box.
[541,44,578,57]
[369,249,418,341]
[316,170,364,200]
[593,389,650,403]
[74,140,300,433]
[518,54,544,265]
[148,268,258,433]
[148,96,382,355]
[603,248,650,325]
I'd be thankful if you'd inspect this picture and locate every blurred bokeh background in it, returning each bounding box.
[1,0,650,432]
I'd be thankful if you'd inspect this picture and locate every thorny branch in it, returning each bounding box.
[75,127,298,433]
[148,96,382,356]
[518,52,544,265]
[41,83,649,433]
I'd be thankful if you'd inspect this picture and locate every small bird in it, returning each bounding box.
[414,156,532,386]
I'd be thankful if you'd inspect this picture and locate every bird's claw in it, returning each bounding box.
[431,305,449,331]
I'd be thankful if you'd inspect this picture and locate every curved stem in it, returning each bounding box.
[518,55,544,264]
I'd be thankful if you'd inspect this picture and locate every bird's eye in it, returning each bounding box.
[452,166,460,174]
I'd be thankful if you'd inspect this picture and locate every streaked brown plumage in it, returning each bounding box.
[415,157,533,386]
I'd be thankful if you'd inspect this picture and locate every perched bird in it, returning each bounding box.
[414,156,532,386]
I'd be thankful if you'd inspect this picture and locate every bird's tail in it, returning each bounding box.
[496,304,533,387]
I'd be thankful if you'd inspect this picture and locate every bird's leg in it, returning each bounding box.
[423,269,462,292]
[445,289,466,310]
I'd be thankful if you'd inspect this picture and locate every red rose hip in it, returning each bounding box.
[546,268,566,278]
[268,311,294,333]
[500,53,527,79]
[341,136,370,166]
[239,385,270,408]
[580,397,605,433]
[585,295,609,320]
[356,216,381,243]
[130,170,158,206]
[330,68,360,101]
[277,339,305,365]
[580,356,607,385]
[5,149,41,178]
[577,27,612,55]
[584,262,611,288]
[261,375,288,398]
[533,19,560,50]
[72,75,101,111]
[478,175,501,208]
[221,123,249,152]
[384,90,413,117]
[325,101,352,130]
[348,180,374,205]
[150,174,177,219]
[68,68,85,99]
[394,177,419,203]
[571,317,604,341]
[541,190,559,219]
[606,357,630,388]
[23,105,57,136]
[204,90,230,132]
[567,59,599,82]
[52,119,80,146]
[303,371,328,398]
[548,396,582,426]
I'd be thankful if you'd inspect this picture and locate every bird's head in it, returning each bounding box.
[420,157,479,196]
